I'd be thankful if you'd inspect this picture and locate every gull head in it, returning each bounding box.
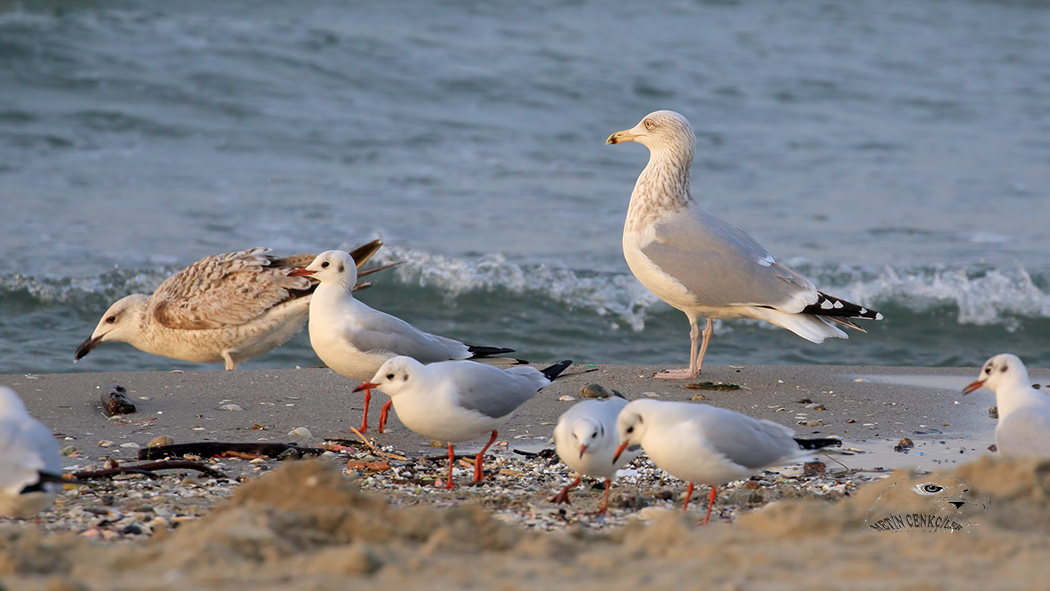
[613,400,652,463]
[606,110,696,156]
[293,250,359,288]
[75,294,150,361]
[963,353,1032,395]
[356,355,427,397]
[0,386,28,418]
[570,417,605,460]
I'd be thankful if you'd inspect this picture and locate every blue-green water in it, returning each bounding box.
[2,0,1049,374]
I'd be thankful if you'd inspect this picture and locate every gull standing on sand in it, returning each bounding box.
[607,111,882,378]
[356,356,571,488]
[291,250,518,432]
[551,385,642,513]
[613,399,841,524]
[963,353,1050,459]
[0,387,65,518]
[75,239,392,370]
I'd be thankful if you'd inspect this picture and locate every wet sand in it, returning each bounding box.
[2,363,1050,590]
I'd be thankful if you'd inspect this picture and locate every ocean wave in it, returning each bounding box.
[3,248,1049,331]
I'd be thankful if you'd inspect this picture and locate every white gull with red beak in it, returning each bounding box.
[292,250,516,433]
[551,385,641,514]
[963,353,1050,459]
[0,387,65,518]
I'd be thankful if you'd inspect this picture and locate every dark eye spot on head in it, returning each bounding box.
[401,374,407,381]
[105,316,116,323]
[923,484,944,493]
[1000,364,1008,373]
[626,426,634,434]
[321,261,330,268]
[338,263,344,273]
[386,373,394,380]
[985,366,992,374]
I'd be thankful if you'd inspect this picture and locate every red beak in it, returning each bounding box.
[612,441,630,464]
[962,379,985,395]
[353,382,378,393]
[578,444,587,460]
[288,268,315,277]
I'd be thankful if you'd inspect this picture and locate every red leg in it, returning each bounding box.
[682,482,695,513]
[598,478,612,514]
[550,476,582,504]
[443,443,455,490]
[473,430,499,483]
[702,486,717,525]
[358,388,372,433]
[377,400,393,433]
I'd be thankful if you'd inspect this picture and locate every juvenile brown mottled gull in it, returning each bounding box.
[75,239,391,370]
[607,110,882,378]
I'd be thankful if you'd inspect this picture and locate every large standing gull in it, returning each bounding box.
[75,239,393,370]
[608,110,882,378]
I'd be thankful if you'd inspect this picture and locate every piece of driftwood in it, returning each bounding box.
[74,460,224,480]
[137,442,325,461]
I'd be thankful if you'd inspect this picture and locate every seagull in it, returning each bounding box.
[963,353,1050,459]
[291,250,518,433]
[551,384,642,513]
[613,399,841,524]
[607,110,882,378]
[355,356,571,488]
[0,387,65,518]
[75,239,393,370]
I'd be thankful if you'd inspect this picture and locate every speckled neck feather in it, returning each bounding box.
[625,129,696,232]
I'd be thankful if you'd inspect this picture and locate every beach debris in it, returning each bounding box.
[798,420,821,427]
[803,461,826,476]
[691,393,708,401]
[347,460,390,472]
[846,418,856,423]
[98,440,114,447]
[119,442,141,449]
[59,445,78,456]
[685,381,746,391]
[893,438,915,452]
[988,407,998,419]
[221,450,267,461]
[101,385,136,417]
[219,403,245,411]
[580,384,621,399]
[73,459,224,480]
[558,395,576,401]
[988,444,998,452]
[277,448,301,461]
[137,441,325,461]
[148,436,174,447]
[287,427,314,438]
[796,398,812,404]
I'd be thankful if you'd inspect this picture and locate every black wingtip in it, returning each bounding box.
[466,345,516,358]
[794,436,843,450]
[801,292,883,321]
[541,360,573,381]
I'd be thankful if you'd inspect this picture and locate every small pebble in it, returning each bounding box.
[100,385,136,417]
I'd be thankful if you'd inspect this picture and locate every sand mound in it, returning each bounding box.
[4,457,1050,590]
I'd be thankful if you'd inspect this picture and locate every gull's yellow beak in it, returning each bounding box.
[607,129,640,145]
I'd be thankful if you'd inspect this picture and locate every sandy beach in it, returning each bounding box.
[2,363,1049,589]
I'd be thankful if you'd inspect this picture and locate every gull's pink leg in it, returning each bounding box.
[473,430,499,483]
[443,443,456,490]
[656,319,704,379]
[682,482,695,513]
[696,318,714,374]
[551,476,582,505]
[702,486,717,526]
[358,388,372,432]
[598,478,613,514]
[377,400,393,433]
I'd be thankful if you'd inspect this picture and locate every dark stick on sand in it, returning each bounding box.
[137,442,326,461]
[74,460,225,480]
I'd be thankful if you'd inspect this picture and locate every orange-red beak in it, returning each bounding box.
[578,444,587,460]
[612,440,630,464]
[288,268,315,277]
[353,382,378,393]
[962,380,985,395]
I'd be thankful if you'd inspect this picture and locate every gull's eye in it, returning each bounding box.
[592,431,598,438]
[985,366,992,374]
[626,426,634,434]
[922,484,944,493]
[321,261,330,268]
[105,316,117,324]
[644,120,654,130]
[386,373,394,380]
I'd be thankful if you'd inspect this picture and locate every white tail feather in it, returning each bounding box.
[746,307,848,343]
